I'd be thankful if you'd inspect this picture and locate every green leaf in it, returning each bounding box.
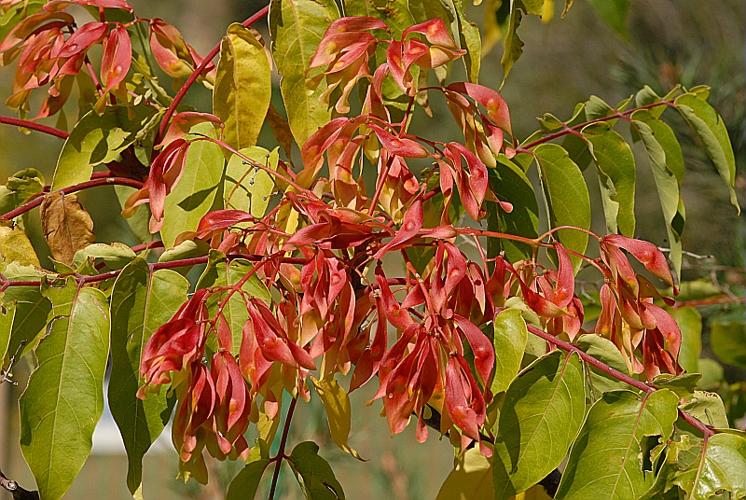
[436,447,494,499]
[52,105,160,190]
[583,124,636,236]
[631,111,685,279]
[675,93,739,211]
[109,258,189,494]
[226,457,271,500]
[653,373,700,398]
[500,1,524,84]
[224,146,278,218]
[0,302,16,364]
[487,156,539,261]
[710,319,746,368]
[574,333,629,396]
[20,285,110,500]
[0,168,44,214]
[214,24,271,151]
[288,441,345,500]
[158,240,205,263]
[492,351,586,496]
[490,308,527,394]
[587,0,630,36]
[161,122,225,247]
[533,143,591,268]
[453,0,481,83]
[2,265,52,358]
[269,0,338,146]
[674,432,746,498]
[72,242,137,274]
[670,307,701,374]
[555,389,679,499]
[697,358,724,389]
[346,0,414,35]
[311,376,362,459]
[197,252,271,352]
[115,185,153,244]
[680,391,729,429]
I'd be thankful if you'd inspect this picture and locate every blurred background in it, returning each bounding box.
[0,0,744,498]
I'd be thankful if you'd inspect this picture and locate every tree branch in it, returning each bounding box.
[268,397,298,500]
[516,100,674,153]
[0,468,38,500]
[157,5,270,141]
[526,324,715,437]
[1,176,144,221]
[0,116,68,139]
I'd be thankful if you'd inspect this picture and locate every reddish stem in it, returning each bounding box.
[1,177,144,221]
[157,5,270,141]
[674,295,746,308]
[518,100,674,152]
[0,253,308,291]
[526,324,714,437]
[0,116,68,139]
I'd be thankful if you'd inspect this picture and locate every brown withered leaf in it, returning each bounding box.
[41,192,95,265]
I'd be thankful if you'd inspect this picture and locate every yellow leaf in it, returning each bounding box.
[40,192,95,265]
[0,222,39,268]
[436,448,494,500]
[311,376,363,460]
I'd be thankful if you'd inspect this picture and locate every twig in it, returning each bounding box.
[1,177,144,221]
[0,116,68,139]
[517,100,674,152]
[526,324,715,437]
[0,468,38,500]
[673,295,746,308]
[157,5,270,141]
[268,397,298,500]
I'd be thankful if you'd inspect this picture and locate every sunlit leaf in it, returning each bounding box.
[269,0,339,145]
[0,222,40,268]
[436,447,494,499]
[197,251,271,352]
[583,124,636,236]
[533,143,591,269]
[52,105,160,190]
[492,351,585,496]
[674,432,746,498]
[311,376,362,459]
[555,389,679,499]
[160,122,225,247]
[632,110,685,279]
[20,284,110,500]
[675,92,739,211]
[680,391,729,429]
[214,24,271,150]
[490,308,527,394]
[224,146,278,218]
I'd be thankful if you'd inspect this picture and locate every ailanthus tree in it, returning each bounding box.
[0,0,743,499]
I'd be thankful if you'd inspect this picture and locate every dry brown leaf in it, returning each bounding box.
[41,192,95,265]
